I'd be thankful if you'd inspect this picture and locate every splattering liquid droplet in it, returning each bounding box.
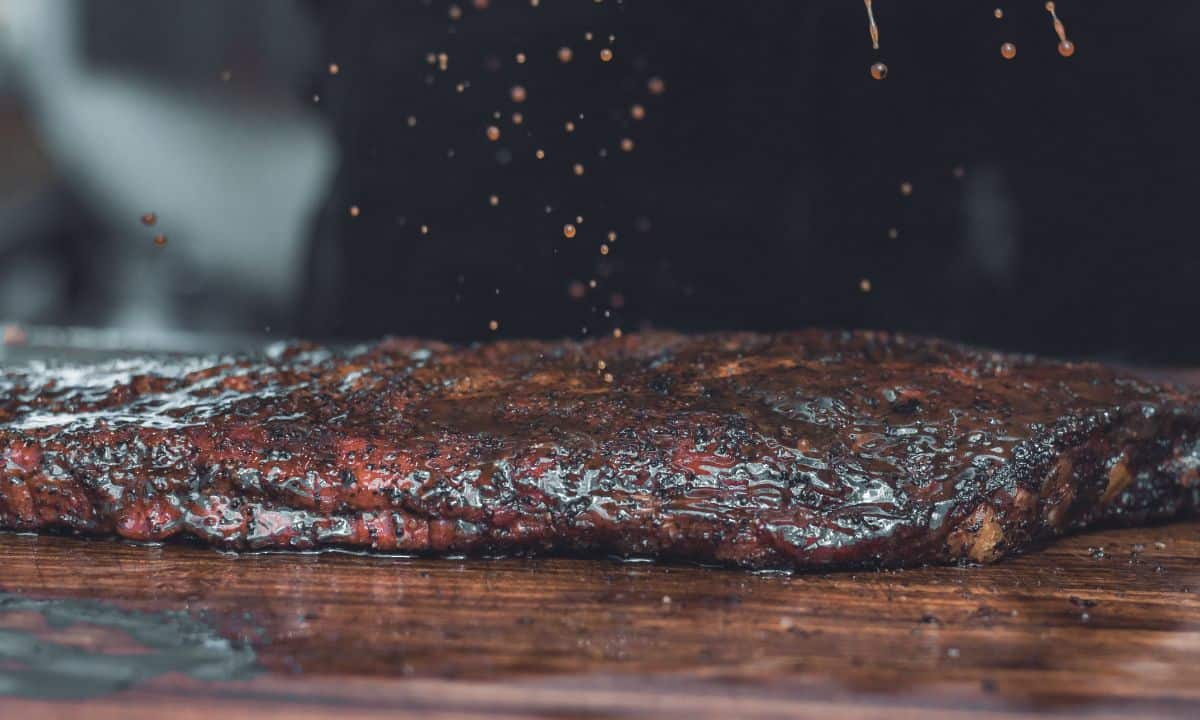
[870,62,888,80]
[349,205,361,217]
[620,138,635,152]
[899,181,913,197]
[140,213,157,226]
[647,76,666,95]
[488,320,499,331]
[1001,42,1017,60]
[486,125,501,141]
[630,104,646,120]
[328,63,340,75]
[153,234,168,247]
[510,85,527,103]
[489,195,500,206]
[573,163,585,176]
[863,0,880,50]
[1045,2,1075,57]
[600,48,613,62]
[558,47,574,63]
[563,224,577,238]
[859,278,872,293]
[994,8,1004,19]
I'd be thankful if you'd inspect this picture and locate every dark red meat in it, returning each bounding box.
[0,331,1196,568]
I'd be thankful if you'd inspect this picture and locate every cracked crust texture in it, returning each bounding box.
[0,330,1197,569]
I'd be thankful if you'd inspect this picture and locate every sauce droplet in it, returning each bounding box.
[563,224,577,238]
[870,62,888,80]
[558,47,574,63]
[486,125,501,141]
[140,213,157,226]
[1001,42,1017,60]
[599,48,614,62]
[488,320,499,331]
[328,63,340,75]
[647,77,666,95]
[489,195,500,206]
[349,205,361,217]
[859,278,872,293]
[620,138,635,152]
[630,104,646,120]
[573,163,585,176]
[510,85,527,103]
[535,149,546,159]
[153,234,168,247]
[994,7,1004,19]
[899,181,913,197]
[1045,2,1075,57]
[863,0,880,50]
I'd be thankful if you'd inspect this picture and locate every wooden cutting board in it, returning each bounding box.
[0,521,1195,719]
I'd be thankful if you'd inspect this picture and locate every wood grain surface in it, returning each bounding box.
[0,521,1195,719]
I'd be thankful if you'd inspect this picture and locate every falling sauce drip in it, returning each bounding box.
[859,278,872,293]
[899,181,913,197]
[620,138,635,152]
[1045,2,1075,57]
[1001,42,1017,60]
[140,212,157,226]
[558,47,574,63]
[863,0,880,50]
[630,104,646,120]
[599,48,614,62]
[573,163,585,176]
[994,8,1004,19]
[488,320,499,331]
[870,62,888,80]
[153,234,168,247]
[348,205,361,217]
[489,195,500,206]
[647,77,666,95]
[563,224,577,238]
[510,85,527,103]
[486,125,501,141]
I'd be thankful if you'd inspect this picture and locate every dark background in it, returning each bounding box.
[0,0,1195,363]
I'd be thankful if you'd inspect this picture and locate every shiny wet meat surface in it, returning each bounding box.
[0,330,1196,568]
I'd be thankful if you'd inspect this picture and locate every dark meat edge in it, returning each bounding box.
[0,331,1196,570]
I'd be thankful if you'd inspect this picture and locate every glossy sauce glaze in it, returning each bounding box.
[0,331,1196,569]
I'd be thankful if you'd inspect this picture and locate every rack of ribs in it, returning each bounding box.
[0,331,1196,569]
